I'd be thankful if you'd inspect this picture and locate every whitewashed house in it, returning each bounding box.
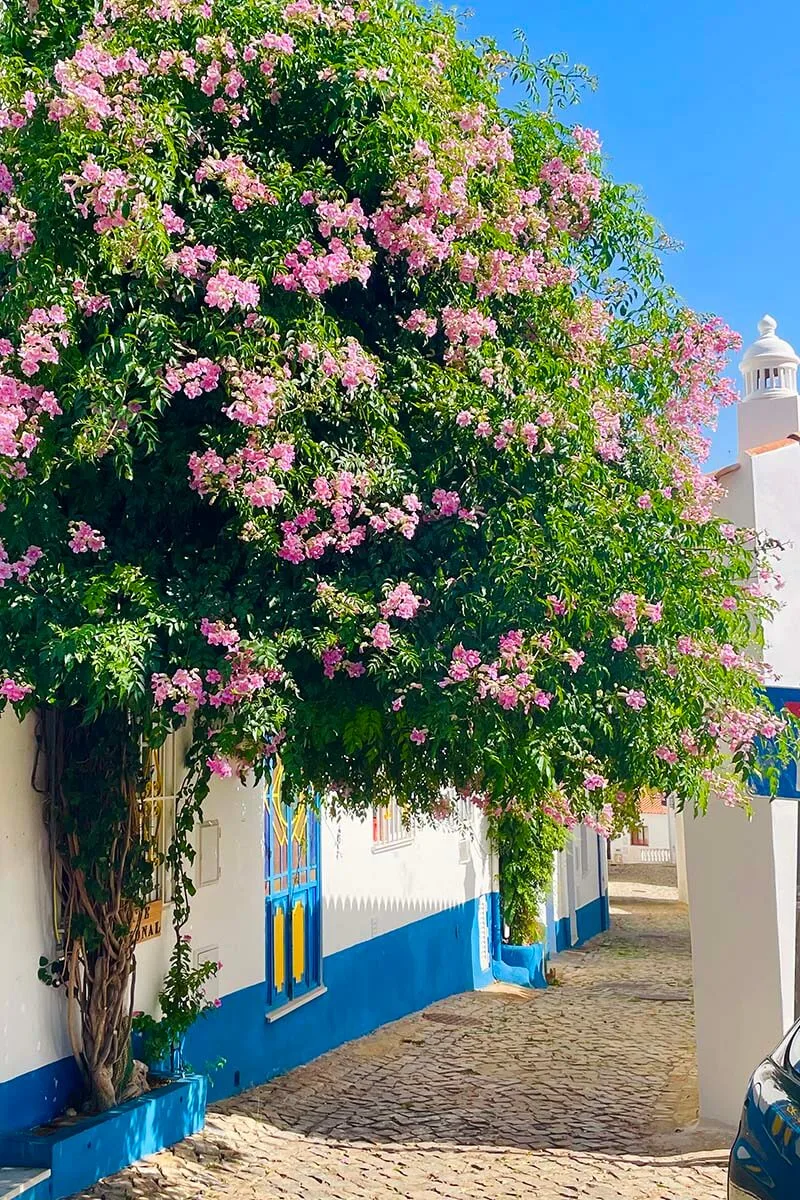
[0,710,608,1162]
[683,316,800,1127]
[610,792,677,865]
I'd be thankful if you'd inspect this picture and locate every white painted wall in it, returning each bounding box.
[0,714,71,1087]
[573,821,602,911]
[551,823,605,931]
[752,440,800,688]
[684,794,794,1127]
[322,803,492,957]
[0,713,493,1091]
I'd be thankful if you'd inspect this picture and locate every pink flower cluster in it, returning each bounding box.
[538,154,601,234]
[0,677,33,703]
[200,617,240,648]
[542,789,579,831]
[68,521,106,553]
[572,126,601,155]
[165,358,222,398]
[204,268,260,313]
[320,643,365,680]
[0,374,61,464]
[455,409,555,456]
[275,228,372,295]
[50,41,149,132]
[196,155,277,211]
[153,623,281,719]
[0,199,36,259]
[62,157,135,234]
[459,247,573,300]
[278,471,370,563]
[72,278,111,316]
[188,441,286,508]
[379,582,422,619]
[368,494,421,539]
[323,339,378,390]
[18,306,70,377]
[591,401,624,463]
[400,309,438,338]
[165,242,218,280]
[441,307,497,363]
[282,0,366,31]
[223,369,280,427]
[609,592,662,636]
[0,91,37,132]
[0,541,41,585]
[566,297,610,362]
[439,634,553,715]
[192,34,251,125]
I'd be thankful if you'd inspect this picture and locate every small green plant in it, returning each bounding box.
[133,937,220,1075]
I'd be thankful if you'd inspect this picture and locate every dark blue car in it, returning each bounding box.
[729,1021,800,1198]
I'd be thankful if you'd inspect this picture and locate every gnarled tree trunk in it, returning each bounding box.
[35,707,150,1111]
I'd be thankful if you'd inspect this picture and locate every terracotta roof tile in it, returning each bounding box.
[713,463,741,480]
[747,432,800,456]
[639,793,670,815]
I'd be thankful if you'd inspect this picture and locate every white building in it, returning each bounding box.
[0,710,608,1161]
[610,793,677,865]
[683,316,800,1128]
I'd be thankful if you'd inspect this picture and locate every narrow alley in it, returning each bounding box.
[80,866,730,1200]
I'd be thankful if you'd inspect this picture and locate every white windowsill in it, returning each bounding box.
[266,984,327,1023]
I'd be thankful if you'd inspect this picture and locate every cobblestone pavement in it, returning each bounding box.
[81,864,731,1200]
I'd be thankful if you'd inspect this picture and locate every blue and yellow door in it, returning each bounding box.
[264,759,322,1011]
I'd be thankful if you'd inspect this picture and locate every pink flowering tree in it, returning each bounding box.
[0,0,792,1104]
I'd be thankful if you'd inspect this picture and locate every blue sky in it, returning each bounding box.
[462,0,800,469]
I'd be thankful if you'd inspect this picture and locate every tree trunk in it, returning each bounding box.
[36,706,150,1111]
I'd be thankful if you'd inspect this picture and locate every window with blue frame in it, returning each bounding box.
[264,759,322,1011]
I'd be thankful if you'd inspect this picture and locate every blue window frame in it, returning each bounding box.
[264,760,322,1011]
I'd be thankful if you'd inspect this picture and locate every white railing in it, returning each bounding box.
[640,847,674,864]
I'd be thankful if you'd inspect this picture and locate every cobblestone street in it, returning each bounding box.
[81,865,731,1200]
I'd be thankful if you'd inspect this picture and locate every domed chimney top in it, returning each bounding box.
[740,315,799,400]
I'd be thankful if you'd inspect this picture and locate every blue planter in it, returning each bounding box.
[493,942,547,989]
[0,1075,207,1200]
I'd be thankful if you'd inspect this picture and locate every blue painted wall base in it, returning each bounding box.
[0,1076,206,1200]
[184,893,495,1102]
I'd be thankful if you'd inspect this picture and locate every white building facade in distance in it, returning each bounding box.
[610,792,677,865]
